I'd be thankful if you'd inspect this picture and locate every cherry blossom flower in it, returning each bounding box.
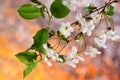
[43,43,55,58]
[97,30,107,39]
[94,37,107,48]
[75,13,85,26]
[43,43,63,62]
[94,30,107,48]
[82,20,95,36]
[66,58,79,68]
[65,46,84,68]
[106,29,120,41]
[84,46,101,57]
[59,22,74,38]
[66,46,77,59]
[77,56,85,61]
[75,13,95,36]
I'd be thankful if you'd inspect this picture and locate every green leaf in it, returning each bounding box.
[108,5,114,11]
[107,11,114,16]
[15,52,37,65]
[106,5,114,16]
[24,60,39,78]
[39,6,45,18]
[17,4,43,20]
[50,0,70,18]
[31,28,49,53]
[86,5,97,13]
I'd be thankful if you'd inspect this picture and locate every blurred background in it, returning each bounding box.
[0,0,120,80]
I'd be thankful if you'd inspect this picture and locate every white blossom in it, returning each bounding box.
[43,44,55,58]
[77,56,85,61]
[66,46,77,59]
[84,46,101,57]
[94,30,107,48]
[59,22,74,38]
[65,46,85,68]
[62,0,77,10]
[66,59,79,68]
[82,20,95,36]
[106,30,120,41]
[97,30,107,39]
[75,13,95,36]
[75,13,85,26]
[94,37,107,48]
[43,44,63,64]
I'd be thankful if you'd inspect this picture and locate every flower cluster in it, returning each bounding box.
[42,12,120,68]
[59,22,74,38]
[94,29,120,48]
[43,44,63,66]
[43,44,84,68]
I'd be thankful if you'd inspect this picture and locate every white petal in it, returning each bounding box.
[65,31,70,38]
[87,30,92,36]
[67,53,74,59]
[66,22,71,27]
[71,59,79,63]
[68,62,77,68]
[82,27,88,33]
[84,51,89,55]
[90,24,95,30]
[72,46,77,52]
[77,56,85,61]
[68,27,74,32]
[94,37,107,48]
[44,57,52,66]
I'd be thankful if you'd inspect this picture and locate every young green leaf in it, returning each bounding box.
[17,4,44,20]
[108,5,114,11]
[50,0,70,18]
[15,52,37,65]
[106,5,114,16]
[86,5,97,13]
[106,11,114,16]
[31,28,49,53]
[40,6,45,18]
[24,60,39,78]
